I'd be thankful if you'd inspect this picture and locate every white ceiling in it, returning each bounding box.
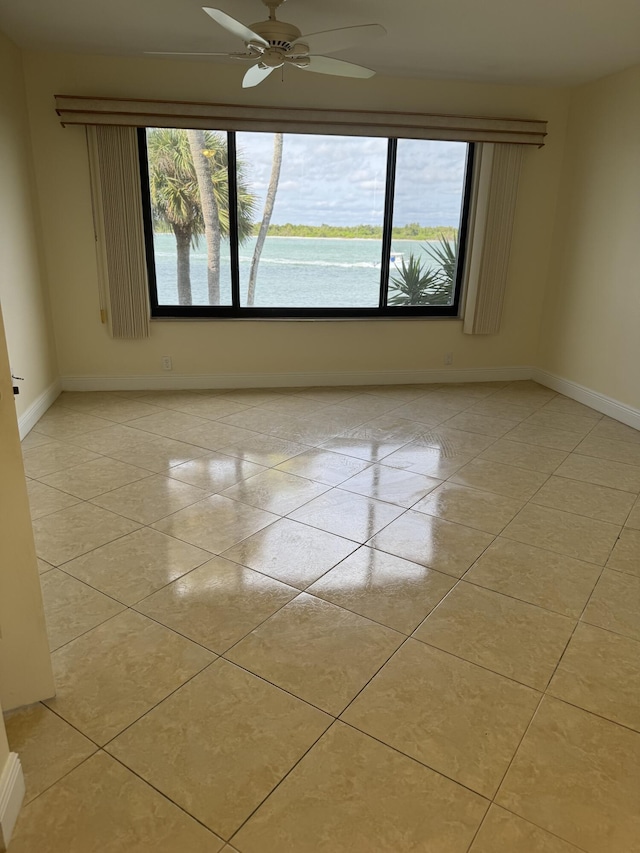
[1,0,639,86]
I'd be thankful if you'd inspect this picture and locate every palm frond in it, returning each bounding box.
[388,252,454,306]
[146,127,258,243]
[423,232,458,287]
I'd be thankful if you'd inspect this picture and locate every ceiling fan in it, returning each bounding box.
[148,0,385,88]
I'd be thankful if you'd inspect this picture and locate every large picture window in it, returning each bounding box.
[139,128,474,318]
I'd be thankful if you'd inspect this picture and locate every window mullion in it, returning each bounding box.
[137,128,160,318]
[378,138,397,308]
[227,131,241,309]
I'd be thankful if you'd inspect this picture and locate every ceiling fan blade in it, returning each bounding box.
[202,7,269,47]
[300,55,375,78]
[243,63,276,88]
[145,51,234,56]
[146,51,258,61]
[294,24,385,56]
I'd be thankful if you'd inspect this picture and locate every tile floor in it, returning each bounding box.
[5,380,640,852]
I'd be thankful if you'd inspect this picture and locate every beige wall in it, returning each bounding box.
[22,51,569,383]
[0,32,57,415]
[538,64,640,408]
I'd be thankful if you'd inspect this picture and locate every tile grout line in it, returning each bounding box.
[482,488,623,846]
[20,381,640,849]
[97,655,220,750]
[100,647,345,844]
[465,799,590,853]
[224,532,548,851]
[14,749,100,811]
[225,531,565,853]
[224,718,340,845]
[465,408,635,848]
[43,635,217,745]
[31,470,160,511]
[32,393,631,643]
[100,749,226,844]
[52,537,214,606]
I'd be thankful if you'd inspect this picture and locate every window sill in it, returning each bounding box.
[150,314,463,323]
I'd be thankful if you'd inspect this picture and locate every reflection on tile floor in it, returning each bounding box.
[7,381,640,852]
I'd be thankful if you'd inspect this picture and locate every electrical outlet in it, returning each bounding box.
[161,356,173,371]
[444,352,454,366]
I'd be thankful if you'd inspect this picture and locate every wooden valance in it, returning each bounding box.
[55,95,547,146]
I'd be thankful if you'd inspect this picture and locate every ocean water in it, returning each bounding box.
[152,233,445,308]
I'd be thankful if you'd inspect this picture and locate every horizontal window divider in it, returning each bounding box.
[57,95,547,146]
[150,306,462,319]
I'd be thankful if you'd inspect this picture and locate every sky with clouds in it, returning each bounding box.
[236,132,468,228]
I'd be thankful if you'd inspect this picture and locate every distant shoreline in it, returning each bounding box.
[154,225,457,241]
[260,224,458,240]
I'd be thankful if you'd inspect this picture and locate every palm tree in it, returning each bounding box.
[147,128,202,305]
[247,133,284,307]
[147,128,256,306]
[187,129,223,305]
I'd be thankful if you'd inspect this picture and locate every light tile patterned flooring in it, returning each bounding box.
[6,380,640,852]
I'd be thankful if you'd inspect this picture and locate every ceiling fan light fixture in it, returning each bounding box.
[260,48,287,68]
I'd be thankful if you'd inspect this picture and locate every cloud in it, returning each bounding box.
[236,132,467,226]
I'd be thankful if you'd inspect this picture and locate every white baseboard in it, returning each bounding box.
[17,379,61,440]
[533,369,640,430]
[60,366,533,392]
[0,754,25,851]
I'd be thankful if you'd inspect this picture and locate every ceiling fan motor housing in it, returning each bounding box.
[248,18,302,51]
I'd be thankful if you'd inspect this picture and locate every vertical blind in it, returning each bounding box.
[463,142,524,335]
[87,125,150,339]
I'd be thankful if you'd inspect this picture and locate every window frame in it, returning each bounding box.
[138,128,475,319]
